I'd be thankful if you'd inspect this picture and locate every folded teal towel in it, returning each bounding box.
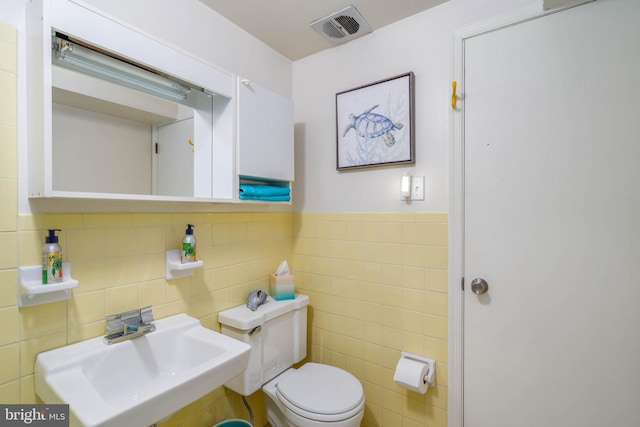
[239,184,290,197]
[239,194,290,201]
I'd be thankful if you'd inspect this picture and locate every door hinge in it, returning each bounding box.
[461,277,465,291]
[155,143,158,154]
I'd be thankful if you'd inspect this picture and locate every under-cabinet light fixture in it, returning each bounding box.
[52,36,191,102]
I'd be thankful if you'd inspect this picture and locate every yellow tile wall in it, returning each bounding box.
[0,20,21,405]
[0,21,448,427]
[293,212,448,427]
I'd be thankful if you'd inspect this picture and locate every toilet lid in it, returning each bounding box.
[276,363,364,416]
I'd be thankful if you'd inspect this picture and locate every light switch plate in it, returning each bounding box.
[411,176,425,200]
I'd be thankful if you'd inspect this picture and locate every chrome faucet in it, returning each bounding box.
[104,306,156,344]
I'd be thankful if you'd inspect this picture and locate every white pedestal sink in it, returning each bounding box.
[35,313,250,427]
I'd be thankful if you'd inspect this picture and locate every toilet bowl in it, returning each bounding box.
[218,295,365,427]
[263,364,364,427]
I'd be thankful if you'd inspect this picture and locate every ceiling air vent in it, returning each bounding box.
[310,5,372,44]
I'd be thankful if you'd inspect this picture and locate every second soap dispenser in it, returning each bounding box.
[181,224,197,263]
[42,229,63,284]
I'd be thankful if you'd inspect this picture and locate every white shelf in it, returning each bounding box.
[18,263,78,307]
[166,249,203,280]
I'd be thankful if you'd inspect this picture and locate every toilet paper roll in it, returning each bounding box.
[393,357,430,394]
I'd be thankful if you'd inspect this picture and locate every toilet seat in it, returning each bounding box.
[275,363,364,422]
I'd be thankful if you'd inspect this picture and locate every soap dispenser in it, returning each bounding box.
[42,229,63,284]
[181,224,197,263]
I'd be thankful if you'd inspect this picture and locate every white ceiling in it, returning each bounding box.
[198,0,449,61]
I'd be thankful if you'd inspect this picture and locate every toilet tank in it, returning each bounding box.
[218,294,309,395]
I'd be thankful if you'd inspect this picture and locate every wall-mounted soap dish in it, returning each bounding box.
[166,249,203,280]
[18,263,78,307]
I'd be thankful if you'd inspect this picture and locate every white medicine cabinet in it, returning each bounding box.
[26,0,293,206]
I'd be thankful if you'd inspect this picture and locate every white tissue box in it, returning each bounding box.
[270,274,295,300]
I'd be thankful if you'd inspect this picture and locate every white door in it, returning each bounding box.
[156,118,194,197]
[464,1,640,425]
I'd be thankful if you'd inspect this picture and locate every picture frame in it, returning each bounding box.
[336,72,415,170]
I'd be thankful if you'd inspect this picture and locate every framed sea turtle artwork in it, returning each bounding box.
[336,72,415,170]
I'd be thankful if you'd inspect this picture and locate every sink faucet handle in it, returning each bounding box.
[140,306,154,325]
[105,315,123,335]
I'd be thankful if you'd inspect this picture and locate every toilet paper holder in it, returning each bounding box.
[400,351,436,386]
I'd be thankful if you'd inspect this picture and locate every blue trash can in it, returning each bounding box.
[212,420,252,427]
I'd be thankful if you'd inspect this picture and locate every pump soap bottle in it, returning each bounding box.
[42,229,63,284]
[181,224,197,263]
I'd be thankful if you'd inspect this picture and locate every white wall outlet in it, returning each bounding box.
[411,176,425,201]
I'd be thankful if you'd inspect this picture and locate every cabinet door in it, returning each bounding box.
[156,118,194,197]
[237,78,294,182]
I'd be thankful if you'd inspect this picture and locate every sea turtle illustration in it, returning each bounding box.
[342,105,404,147]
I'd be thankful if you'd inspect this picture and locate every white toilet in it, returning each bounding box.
[218,294,365,427]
